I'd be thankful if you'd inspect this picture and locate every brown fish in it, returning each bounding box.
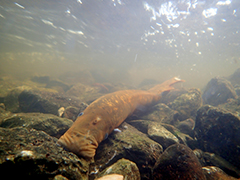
[57,77,184,158]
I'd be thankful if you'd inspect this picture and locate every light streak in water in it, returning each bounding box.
[14,2,25,9]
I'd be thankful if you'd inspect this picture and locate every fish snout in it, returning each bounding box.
[57,132,98,158]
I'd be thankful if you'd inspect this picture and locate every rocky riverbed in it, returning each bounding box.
[1,69,240,180]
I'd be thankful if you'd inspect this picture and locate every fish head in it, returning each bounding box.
[57,112,107,158]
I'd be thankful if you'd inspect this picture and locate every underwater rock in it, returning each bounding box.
[92,122,163,180]
[202,77,237,106]
[128,120,194,147]
[168,88,202,121]
[234,85,240,96]
[59,70,95,85]
[45,80,72,92]
[31,75,72,92]
[227,68,240,87]
[0,113,73,138]
[218,96,240,114]
[94,158,140,180]
[193,149,240,178]
[0,105,12,124]
[175,118,195,136]
[63,106,81,121]
[58,107,65,117]
[31,75,50,84]
[126,119,150,134]
[153,144,206,180]
[160,88,188,104]
[62,103,88,121]
[202,166,239,180]
[194,105,240,168]
[147,121,179,149]
[140,103,179,125]
[66,83,103,103]
[4,86,84,115]
[0,127,89,179]
[53,174,69,180]
[160,123,195,146]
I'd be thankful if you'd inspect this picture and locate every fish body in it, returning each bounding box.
[57,77,184,158]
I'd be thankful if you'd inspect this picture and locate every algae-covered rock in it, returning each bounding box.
[194,105,240,168]
[202,166,239,180]
[0,113,73,138]
[0,127,89,179]
[202,77,237,106]
[218,96,240,114]
[153,144,206,180]
[95,158,140,180]
[92,122,163,180]
[168,88,202,120]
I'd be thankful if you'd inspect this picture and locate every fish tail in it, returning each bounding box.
[148,77,185,94]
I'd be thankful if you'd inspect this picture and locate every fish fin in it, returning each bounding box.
[148,77,185,95]
[104,133,108,140]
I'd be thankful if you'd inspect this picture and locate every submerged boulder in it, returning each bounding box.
[153,144,206,180]
[202,77,237,106]
[140,103,179,125]
[0,113,73,138]
[4,86,84,115]
[0,127,90,179]
[91,122,163,180]
[168,88,202,121]
[194,105,240,168]
[147,122,179,149]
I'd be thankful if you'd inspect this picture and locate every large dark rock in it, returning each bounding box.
[168,88,202,121]
[0,113,73,138]
[153,144,206,180]
[194,105,240,168]
[202,77,237,106]
[91,122,163,180]
[0,127,90,179]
